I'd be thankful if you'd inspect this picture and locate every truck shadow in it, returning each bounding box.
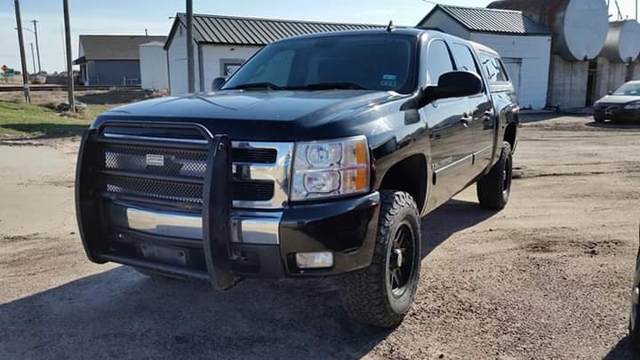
[602,336,638,359]
[0,199,496,359]
[585,121,640,130]
[420,199,498,258]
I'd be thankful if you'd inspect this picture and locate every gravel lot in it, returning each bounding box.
[1,114,639,359]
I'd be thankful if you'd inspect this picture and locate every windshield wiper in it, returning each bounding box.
[225,82,283,91]
[286,82,367,91]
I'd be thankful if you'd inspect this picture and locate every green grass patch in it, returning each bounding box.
[0,101,114,139]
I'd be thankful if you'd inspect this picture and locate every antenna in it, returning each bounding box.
[615,0,623,20]
[386,20,395,32]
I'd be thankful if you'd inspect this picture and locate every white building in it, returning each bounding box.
[164,14,383,95]
[139,42,169,90]
[418,5,553,110]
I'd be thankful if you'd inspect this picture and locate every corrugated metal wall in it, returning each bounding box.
[86,60,141,86]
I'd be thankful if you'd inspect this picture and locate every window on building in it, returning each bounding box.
[426,40,454,85]
[220,59,245,78]
[479,54,509,84]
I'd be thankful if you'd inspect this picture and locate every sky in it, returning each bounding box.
[0,0,638,73]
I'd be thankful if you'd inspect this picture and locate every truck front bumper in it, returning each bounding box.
[76,126,380,288]
[594,108,640,123]
[103,193,380,279]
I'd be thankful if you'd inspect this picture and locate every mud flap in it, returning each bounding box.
[202,135,237,291]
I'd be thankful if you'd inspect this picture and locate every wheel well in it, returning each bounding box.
[379,154,427,212]
[504,122,517,149]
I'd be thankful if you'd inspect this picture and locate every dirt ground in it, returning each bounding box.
[0,114,639,359]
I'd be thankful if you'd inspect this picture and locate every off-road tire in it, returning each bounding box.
[338,191,421,328]
[477,141,513,210]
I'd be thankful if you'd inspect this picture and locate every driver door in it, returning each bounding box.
[423,39,475,209]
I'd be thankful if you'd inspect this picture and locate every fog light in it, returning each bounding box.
[295,252,334,269]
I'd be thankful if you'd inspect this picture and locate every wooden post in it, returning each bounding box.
[186,0,195,93]
[31,20,41,73]
[63,0,75,113]
[14,0,30,103]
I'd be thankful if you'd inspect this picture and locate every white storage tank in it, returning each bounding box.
[600,20,640,63]
[488,0,609,61]
[139,41,169,90]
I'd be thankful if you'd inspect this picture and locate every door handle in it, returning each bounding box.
[461,114,472,127]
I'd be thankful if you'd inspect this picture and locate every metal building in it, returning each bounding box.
[418,5,553,110]
[74,35,167,86]
[139,42,169,90]
[164,14,384,95]
[488,0,614,109]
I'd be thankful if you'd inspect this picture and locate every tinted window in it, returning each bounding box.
[426,40,454,85]
[613,82,640,96]
[223,35,417,94]
[243,50,294,85]
[451,43,480,75]
[479,54,508,84]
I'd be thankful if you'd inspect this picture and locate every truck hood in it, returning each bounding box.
[596,95,640,105]
[94,90,407,141]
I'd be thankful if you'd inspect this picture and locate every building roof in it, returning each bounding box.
[74,35,167,64]
[418,4,552,36]
[165,14,385,49]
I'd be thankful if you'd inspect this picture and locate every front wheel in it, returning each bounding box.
[477,141,513,210]
[594,114,606,123]
[338,191,421,328]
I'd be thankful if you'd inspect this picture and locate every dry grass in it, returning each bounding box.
[0,88,167,139]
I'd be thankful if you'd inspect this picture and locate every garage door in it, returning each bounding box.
[502,58,522,100]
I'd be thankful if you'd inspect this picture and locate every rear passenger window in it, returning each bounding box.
[479,54,509,84]
[451,43,480,75]
[426,40,454,85]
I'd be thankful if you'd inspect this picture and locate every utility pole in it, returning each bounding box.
[14,0,30,103]
[31,20,41,73]
[63,0,75,112]
[186,0,195,93]
[30,43,36,74]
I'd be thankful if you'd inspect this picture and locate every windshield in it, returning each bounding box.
[613,82,640,96]
[222,34,417,94]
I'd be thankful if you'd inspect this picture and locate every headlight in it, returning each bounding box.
[625,102,640,110]
[291,136,370,201]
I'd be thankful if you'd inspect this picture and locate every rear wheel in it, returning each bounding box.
[477,141,513,210]
[339,191,421,328]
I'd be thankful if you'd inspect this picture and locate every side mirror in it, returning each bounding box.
[607,91,613,95]
[212,77,226,91]
[433,71,483,100]
[401,71,484,111]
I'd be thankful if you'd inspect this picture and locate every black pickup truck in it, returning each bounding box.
[76,28,519,327]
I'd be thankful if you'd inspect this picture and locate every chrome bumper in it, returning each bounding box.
[109,203,281,245]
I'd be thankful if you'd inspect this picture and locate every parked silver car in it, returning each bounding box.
[594,81,640,123]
